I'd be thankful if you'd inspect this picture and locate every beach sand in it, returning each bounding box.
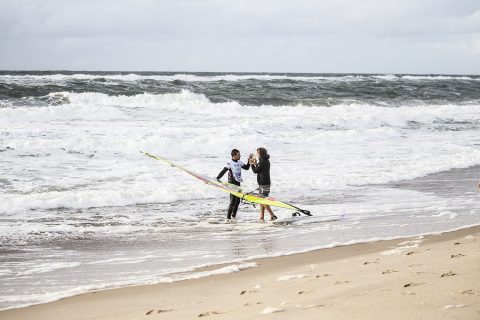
[1,226,479,320]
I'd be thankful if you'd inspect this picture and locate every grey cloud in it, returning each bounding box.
[0,0,479,73]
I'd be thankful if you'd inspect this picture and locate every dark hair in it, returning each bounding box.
[231,149,240,157]
[257,147,267,157]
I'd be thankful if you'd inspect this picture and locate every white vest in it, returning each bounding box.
[226,160,245,182]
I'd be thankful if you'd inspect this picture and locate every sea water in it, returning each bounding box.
[1,71,479,309]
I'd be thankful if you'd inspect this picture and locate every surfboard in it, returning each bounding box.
[271,215,343,225]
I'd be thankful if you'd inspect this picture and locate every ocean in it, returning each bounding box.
[1,71,479,310]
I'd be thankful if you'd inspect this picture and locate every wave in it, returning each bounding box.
[0,73,478,84]
[2,90,480,127]
[0,94,128,122]
[2,90,480,215]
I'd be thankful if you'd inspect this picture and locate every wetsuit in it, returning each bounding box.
[251,154,271,197]
[217,159,250,219]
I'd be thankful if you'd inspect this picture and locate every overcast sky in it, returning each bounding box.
[1,0,479,74]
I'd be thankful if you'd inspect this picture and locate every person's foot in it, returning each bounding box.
[270,215,278,221]
[224,218,232,224]
[258,218,265,223]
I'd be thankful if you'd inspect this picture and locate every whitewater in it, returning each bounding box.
[1,71,479,310]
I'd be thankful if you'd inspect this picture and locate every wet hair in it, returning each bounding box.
[257,147,267,157]
[231,149,240,157]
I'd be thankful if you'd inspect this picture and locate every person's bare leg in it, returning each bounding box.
[265,205,276,220]
[259,204,265,221]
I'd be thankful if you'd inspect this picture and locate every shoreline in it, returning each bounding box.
[2,223,479,312]
[1,225,479,320]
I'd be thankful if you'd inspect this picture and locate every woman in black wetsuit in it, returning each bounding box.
[250,147,277,221]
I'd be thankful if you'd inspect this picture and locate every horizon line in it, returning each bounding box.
[1,69,479,77]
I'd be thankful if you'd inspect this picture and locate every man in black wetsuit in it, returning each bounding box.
[217,149,253,222]
[250,147,277,221]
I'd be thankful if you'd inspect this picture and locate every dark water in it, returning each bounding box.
[1,71,480,107]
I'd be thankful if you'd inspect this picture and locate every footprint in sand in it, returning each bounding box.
[243,301,264,306]
[403,282,424,288]
[450,254,465,258]
[440,271,456,278]
[198,311,222,317]
[406,251,416,255]
[157,310,173,313]
[457,289,480,295]
[260,307,284,314]
[146,309,173,315]
[334,280,350,285]
[408,263,423,268]
[298,290,313,295]
[382,269,399,274]
[315,273,331,278]
[240,290,258,295]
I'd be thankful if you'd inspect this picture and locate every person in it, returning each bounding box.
[217,149,253,222]
[250,147,277,221]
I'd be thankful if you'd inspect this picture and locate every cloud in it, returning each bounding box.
[0,0,479,73]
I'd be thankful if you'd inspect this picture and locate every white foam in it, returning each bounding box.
[163,262,257,282]
[2,90,479,215]
[1,73,477,84]
[433,211,459,219]
[17,262,81,276]
[381,239,423,256]
[4,90,480,129]
[0,98,127,123]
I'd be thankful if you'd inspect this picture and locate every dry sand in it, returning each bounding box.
[1,226,479,320]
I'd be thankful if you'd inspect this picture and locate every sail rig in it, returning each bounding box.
[141,151,311,216]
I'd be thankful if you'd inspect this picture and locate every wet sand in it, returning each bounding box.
[1,226,479,320]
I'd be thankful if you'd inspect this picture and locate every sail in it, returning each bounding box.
[141,151,311,214]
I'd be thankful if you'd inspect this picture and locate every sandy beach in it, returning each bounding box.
[1,226,479,320]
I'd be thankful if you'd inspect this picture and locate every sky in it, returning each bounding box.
[1,0,479,74]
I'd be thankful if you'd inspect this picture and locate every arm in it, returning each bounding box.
[217,167,228,180]
[241,161,250,170]
[251,160,263,174]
